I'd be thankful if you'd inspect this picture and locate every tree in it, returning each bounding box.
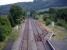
[8,5,24,27]
[49,8,57,21]
[30,10,38,19]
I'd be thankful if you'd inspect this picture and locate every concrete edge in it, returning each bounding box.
[46,40,55,50]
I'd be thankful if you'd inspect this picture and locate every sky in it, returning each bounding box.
[0,0,33,5]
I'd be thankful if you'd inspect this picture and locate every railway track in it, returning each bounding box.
[20,19,29,50]
[31,18,52,50]
[12,18,54,50]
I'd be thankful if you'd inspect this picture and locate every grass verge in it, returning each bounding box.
[38,19,67,40]
[0,27,18,50]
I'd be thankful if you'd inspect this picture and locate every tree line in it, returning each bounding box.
[0,4,26,41]
[43,8,67,28]
[33,7,67,29]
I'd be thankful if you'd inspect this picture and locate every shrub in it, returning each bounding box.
[56,19,67,29]
[56,22,63,26]
[43,17,47,21]
[45,19,51,26]
[0,16,12,42]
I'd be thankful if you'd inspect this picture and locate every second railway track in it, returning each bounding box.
[31,18,52,50]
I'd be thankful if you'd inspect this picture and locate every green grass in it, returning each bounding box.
[39,17,67,40]
[40,16,67,40]
[0,28,18,50]
[54,26,67,40]
[48,25,67,40]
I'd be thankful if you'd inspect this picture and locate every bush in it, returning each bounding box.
[0,27,5,41]
[56,19,67,29]
[45,19,51,26]
[56,21,63,26]
[43,17,47,21]
[0,16,12,42]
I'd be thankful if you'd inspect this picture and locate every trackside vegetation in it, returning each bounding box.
[37,8,67,29]
[0,16,12,41]
[33,8,67,40]
[0,4,26,50]
[48,8,67,29]
[8,5,25,27]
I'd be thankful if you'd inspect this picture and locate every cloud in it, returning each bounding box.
[0,0,33,5]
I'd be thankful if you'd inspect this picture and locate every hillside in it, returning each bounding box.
[0,0,67,15]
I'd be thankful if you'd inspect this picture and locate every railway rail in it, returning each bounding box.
[12,18,54,50]
[19,19,29,50]
[31,18,52,50]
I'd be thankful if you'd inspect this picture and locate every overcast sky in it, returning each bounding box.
[0,0,33,5]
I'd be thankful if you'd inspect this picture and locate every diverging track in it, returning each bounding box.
[30,18,52,50]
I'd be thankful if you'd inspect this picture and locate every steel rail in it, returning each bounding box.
[31,19,52,50]
[20,19,29,50]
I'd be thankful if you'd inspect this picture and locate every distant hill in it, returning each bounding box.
[0,0,67,15]
[0,5,11,15]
